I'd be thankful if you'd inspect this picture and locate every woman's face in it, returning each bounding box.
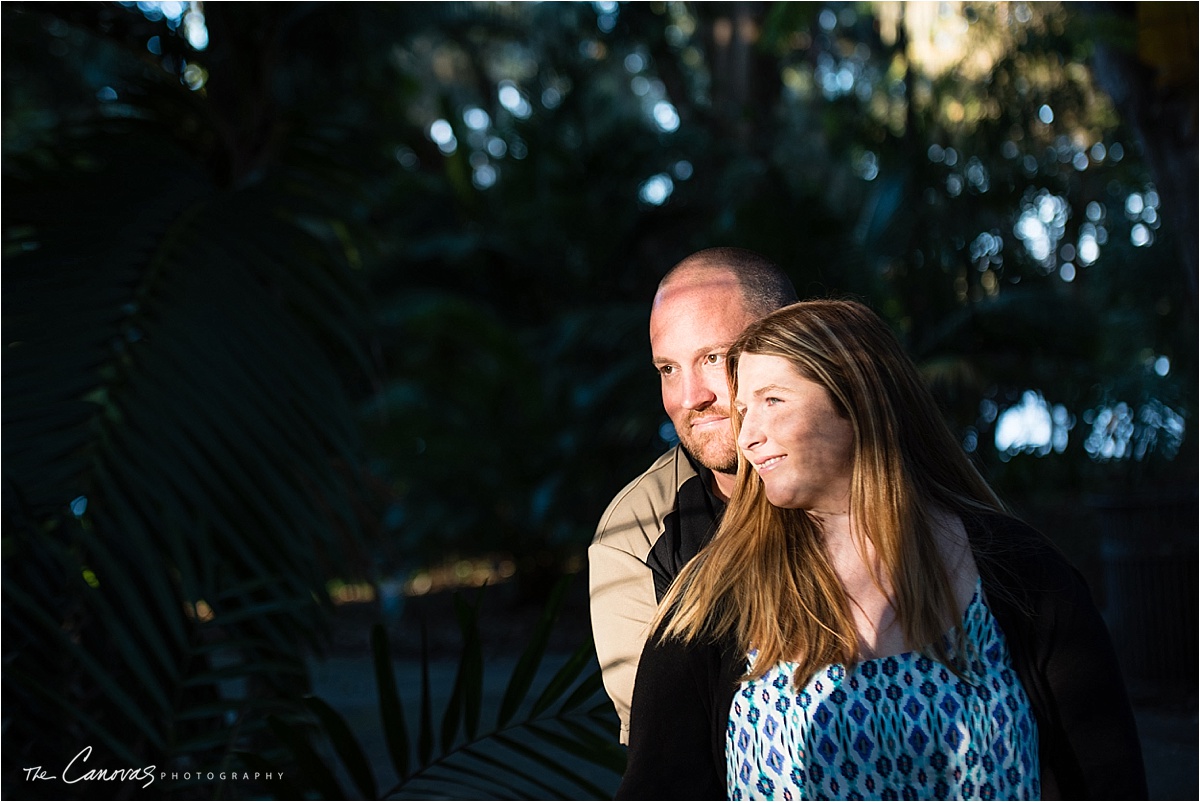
[734,353,854,513]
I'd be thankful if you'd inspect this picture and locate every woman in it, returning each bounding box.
[617,300,1146,800]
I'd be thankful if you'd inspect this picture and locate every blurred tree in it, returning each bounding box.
[773,1,1196,497]
[3,1,1194,797]
[1085,1,1197,309]
[3,2,384,795]
[357,0,1194,551]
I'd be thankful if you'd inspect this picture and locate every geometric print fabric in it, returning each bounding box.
[725,579,1040,800]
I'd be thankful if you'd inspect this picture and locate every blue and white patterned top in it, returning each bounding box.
[725,579,1040,800]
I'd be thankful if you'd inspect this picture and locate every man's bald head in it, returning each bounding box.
[657,247,797,320]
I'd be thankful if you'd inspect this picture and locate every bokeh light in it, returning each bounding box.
[1084,400,1185,461]
[994,390,1072,460]
[652,101,680,133]
[1014,190,1068,269]
[638,173,674,205]
[463,106,490,131]
[429,118,457,154]
[498,80,532,119]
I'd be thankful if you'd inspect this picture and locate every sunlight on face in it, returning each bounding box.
[650,272,757,476]
[735,353,854,513]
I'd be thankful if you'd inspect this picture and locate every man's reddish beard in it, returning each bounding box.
[676,407,738,475]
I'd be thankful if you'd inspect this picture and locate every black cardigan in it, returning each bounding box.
[617,512,1148,801]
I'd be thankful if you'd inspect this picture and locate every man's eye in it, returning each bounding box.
[658,365,675,377]
[704,353,724,365]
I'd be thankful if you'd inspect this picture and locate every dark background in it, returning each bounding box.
[4,2,1196,798]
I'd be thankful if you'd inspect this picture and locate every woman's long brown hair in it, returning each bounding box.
[656,299,1006,687]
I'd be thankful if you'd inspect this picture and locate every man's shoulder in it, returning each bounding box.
[591,446,698,550]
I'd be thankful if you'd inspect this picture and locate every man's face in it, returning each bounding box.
[649,272,758,475]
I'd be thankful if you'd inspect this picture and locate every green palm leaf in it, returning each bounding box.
[3,8,377,791]
[266,576,625,800]
[372,623,411,781]
[498,575,571,727]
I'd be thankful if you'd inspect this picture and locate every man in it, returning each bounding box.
[589,247,798,743]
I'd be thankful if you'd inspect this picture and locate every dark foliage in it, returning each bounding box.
[3,2,1194,798]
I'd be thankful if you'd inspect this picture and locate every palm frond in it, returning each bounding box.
[267,575,625,800]
[4,96,374,798]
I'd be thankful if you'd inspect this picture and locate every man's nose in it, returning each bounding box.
[680,370,717,410]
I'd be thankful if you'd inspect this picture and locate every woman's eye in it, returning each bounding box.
[765,397,781,406]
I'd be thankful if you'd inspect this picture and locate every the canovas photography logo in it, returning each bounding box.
[22,746,284,791]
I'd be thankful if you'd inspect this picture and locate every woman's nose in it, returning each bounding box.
[737,411,762,451]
